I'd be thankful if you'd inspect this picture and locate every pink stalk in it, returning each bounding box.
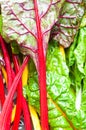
[0,56,29,130]
[12,55,22,130]
[22,96,32,130]
[12,55,32,130]
[0,35,13,130]
[34,1,49,130]
[0,35,12,89]
[0,70,5,107]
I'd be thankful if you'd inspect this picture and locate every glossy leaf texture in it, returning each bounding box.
[1,0,65,67]
[66,25,86,85]
[24,40,86,130]
[66,25,86,115]
[50,0,85,48]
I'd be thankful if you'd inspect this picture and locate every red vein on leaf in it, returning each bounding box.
[8,27,29,36]
[43,21,56,36]
[19,3,34,11]
[52,0,61,5]
[66,0,81,4]
[20,44,38,53]
[40,0,52,19]
[9,9,37,39]
[59,15,76,19]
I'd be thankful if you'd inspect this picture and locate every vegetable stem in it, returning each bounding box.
[12,55,22,130]
[34,1,49,130]
[0,35,13,130]
[0,35,12,89]
[0,70,5,107]
[12,55,32,130]
[0,56,29,130]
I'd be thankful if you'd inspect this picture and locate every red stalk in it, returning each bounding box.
[0,35,13,130]
[0,56,29,130]
[22,96,32,130]
[0,70,5,107]
[12,55,32,130]
[12,55,22,130]
[34,1,49,130]
[0,35,12,90]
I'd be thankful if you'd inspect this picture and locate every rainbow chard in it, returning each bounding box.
[1,0,65,129]
[50,0,85,48]
[24,40,86,130]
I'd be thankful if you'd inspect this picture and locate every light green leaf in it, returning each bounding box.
[74,27,86,75]
[24,41,86,129]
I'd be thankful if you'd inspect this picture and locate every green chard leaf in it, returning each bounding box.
[80,14,86,27]
[74,27,86,75]
[66,32,78,67]
[24,40,86,130]
[66,26,86,87]
[65,25,86,129]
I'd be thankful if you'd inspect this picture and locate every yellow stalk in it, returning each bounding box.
[22,64,29,87]
[11,105,16,123]
[59,45,65,59]
[29,105,41,130]
[22,64,41,129]
[1,67,7,84]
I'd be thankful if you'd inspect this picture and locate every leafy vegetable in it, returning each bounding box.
[23,40,86,129]
[0,52,30,130]
[50,0,85,48]
[65,24,86,129]
[1,0,64,65]
[1,1,66,129]
[0,0,86,130]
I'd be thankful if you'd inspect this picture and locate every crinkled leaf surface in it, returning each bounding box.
[24,40,86,130]
[74,28,86,75]
[66,32,78,67]
[50,0,85,48]
[80,14,86,27]
[65,26,86,129]
[1,0,65,67]
[66,27,86,88]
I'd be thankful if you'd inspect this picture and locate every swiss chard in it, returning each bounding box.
[0,55,30,130]
[24,40,86,129]
[1,0,65,129]
[50,0,85,48]
[0,0,86,130]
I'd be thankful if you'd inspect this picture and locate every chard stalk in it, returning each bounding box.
[34,0,49,129]
[0,56,30,130]
[0,70,5,107]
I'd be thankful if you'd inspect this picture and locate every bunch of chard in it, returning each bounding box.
[0,0,65,129]
[24,8,86,130]
[0,36,31,130]
[0,0,86,130]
